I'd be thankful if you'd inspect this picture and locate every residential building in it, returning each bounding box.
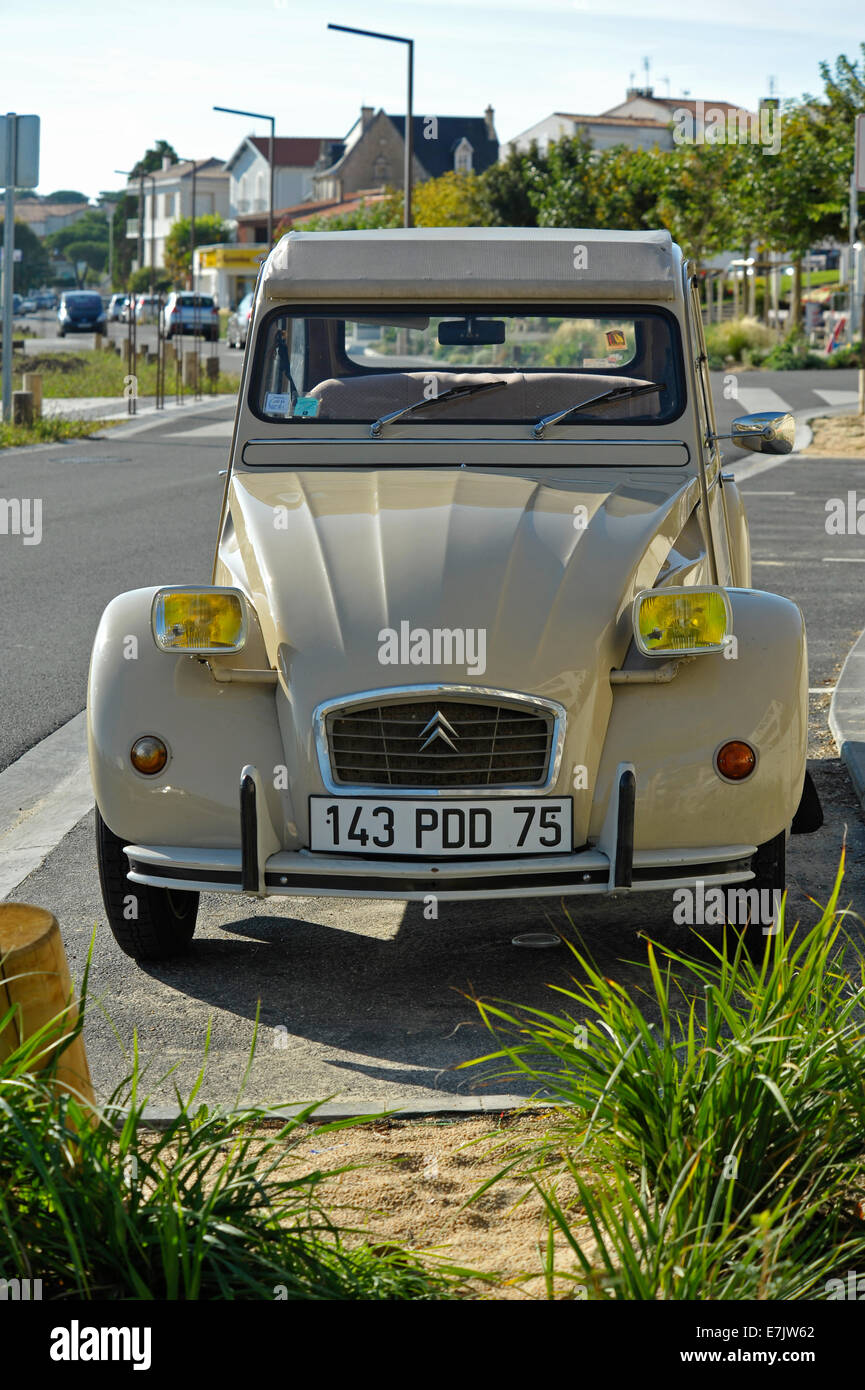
[235,187,389,244]
[312,106,499,202]
[507,87,754,155]
[223,136,340,232]
[125,157,230,270]
[1,199,92,238]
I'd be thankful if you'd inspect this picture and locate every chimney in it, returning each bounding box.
[361,105,374,131]
[484,104,496,139]
[162,155,172,170]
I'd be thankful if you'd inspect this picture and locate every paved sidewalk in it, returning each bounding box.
[42,392,236,423]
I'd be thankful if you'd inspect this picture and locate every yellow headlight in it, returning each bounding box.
[633,587,731,656]
[152,587,248,654]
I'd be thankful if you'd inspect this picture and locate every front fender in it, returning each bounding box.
[87,586,289,848]
[589,588,807,850]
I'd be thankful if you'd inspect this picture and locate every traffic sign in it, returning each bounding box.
[0,114,40,187]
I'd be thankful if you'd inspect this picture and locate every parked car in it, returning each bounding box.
[162,291,220,342]
[57,291,107,336]
[133,294,162,326]
[88,226,821,962]
[19,295,38,314]
[12,293,23,315]
[34,290,58,310]
[107,293,129,322]
[226,291,254,349]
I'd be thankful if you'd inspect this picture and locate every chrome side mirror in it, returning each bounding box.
[712,411,795,455]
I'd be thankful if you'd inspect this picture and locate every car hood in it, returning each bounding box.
[219,467,704,828]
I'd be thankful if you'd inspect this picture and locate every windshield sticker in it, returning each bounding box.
[605,329,627,348]
[293,396,320,418]
[264,392,293,415]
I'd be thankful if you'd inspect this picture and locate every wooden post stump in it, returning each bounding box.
[182,351,198,389]
[12,391,33,426]
[22,372,43,417]
[0,904,95,1107]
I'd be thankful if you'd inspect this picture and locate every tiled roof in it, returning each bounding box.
[249,136,338,167]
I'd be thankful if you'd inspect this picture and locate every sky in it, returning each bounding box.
[1,0,863,201]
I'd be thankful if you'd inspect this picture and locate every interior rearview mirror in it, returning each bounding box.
[438,316,506,346]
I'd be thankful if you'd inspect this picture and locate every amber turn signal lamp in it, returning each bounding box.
[130,736,168,775]
[715,740,756,781]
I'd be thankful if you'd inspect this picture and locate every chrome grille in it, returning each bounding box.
[326,699,553,789]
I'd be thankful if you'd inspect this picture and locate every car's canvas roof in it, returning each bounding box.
[260,227,679,303]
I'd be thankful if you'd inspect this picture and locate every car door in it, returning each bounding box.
[684,271,738,586]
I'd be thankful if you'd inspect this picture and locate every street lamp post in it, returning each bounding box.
[214,105,275,247]
[327,23,414,228]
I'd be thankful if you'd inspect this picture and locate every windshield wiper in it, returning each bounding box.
[532,381,666,438]
[370,379,507,438]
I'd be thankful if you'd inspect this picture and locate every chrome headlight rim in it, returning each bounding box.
[150,584,250,657]
[631,583,733,659]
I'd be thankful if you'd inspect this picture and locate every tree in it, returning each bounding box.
[131,140,179,177]
[64,239,108,275]
[43,189,89,204]
[413,171,486,226]
[654,143,741,266]
[46,209,109,257]
[290,192,402,232]
[478,142,548,226]
[129,267,172,293]
[524,131,599,226]
[163,215,229,284]
[9,221,51,292]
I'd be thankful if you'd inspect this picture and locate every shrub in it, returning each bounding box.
[465,857,865,1298]
[704,317,774,364]
[761,330,824,370]
[0,980,464,1300]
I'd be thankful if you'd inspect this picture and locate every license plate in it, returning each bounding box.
[309,796,573,857]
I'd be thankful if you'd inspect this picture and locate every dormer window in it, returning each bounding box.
[453,137,474,172]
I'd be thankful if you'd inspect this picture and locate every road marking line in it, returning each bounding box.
[734,387,794,416]
[813,389,860,407]
[823,556,865,562]
[0,713,92,901]
[809,687,836,694]
[741,490,796,496]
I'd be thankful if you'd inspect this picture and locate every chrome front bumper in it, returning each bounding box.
[122,763,757,901]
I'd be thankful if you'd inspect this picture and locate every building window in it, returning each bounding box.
[163,192,175,218]
[373,155,390,181]
[453,138,474,173]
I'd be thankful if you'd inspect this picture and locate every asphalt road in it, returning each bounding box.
[18,308,245,376]
[2,386,864,1108]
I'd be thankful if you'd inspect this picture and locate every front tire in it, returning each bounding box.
[740,829,786,959]
[96,810,199,960]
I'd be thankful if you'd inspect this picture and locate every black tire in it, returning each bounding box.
[96,809,199,961]
[739,829,786,959]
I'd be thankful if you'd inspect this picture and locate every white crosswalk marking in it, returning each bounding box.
[733,387,793,416]
[813,389,860,407]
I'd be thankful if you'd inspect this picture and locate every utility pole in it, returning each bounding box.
[2,115,16,423]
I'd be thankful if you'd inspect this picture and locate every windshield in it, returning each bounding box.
[251,306,684,426]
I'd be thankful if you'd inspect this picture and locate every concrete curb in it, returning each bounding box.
[129,1094,558,1129]
[830,630,865,811]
